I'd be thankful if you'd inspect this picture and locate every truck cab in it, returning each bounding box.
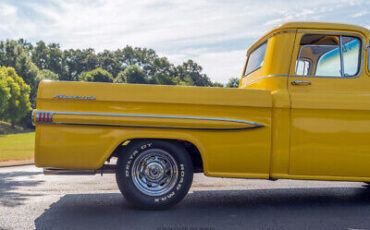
[240,22,370,181]
[33,22,370,209]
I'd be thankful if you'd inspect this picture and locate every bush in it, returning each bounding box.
[0,67,32,127]
[78,68,114,82]
[115,65,147,84]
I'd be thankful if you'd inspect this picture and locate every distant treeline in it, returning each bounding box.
[0,39,240,128]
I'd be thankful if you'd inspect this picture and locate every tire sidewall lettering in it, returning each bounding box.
[124,142,186,204]
[125,143,152,178]
[155,163,185,203]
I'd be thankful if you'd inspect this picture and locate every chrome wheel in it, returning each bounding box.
[131,149,178,196]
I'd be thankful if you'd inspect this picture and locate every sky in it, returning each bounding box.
[0,0,369,83]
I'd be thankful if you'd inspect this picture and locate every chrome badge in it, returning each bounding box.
[53,94,96,100]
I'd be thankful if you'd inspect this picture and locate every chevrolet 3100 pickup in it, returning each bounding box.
[33,22,370,209]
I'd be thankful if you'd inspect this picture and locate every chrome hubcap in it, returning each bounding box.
[131,149,178,196]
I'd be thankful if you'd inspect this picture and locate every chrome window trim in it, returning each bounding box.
[295,30,365,79]
[243,30,296,77]
[244,42,268,77]
[244,66,262,78]
[364,40,370,72]
[34,111,264,131]
[339,36,345,77]
[250,30,296,53]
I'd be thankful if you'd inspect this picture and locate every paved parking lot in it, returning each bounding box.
[1,165,370,230]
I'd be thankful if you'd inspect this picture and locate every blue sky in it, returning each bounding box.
[0,0,369,83]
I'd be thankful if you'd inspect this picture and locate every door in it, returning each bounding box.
[288,31,370,179]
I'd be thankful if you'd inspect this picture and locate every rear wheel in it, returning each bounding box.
[116,140,193,209]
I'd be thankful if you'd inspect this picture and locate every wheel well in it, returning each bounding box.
[111,138,203,173]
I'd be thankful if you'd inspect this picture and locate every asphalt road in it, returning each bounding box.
[1,165,370,230]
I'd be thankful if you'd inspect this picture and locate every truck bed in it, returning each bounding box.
[35,81,272,179]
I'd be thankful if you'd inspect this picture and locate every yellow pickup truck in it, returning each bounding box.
[33,22,370,209]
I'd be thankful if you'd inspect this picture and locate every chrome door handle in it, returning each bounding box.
[291,80,311,86]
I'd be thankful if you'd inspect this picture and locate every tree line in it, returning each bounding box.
[0,39,240,128]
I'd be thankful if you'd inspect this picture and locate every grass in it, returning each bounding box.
[0,131,35,162]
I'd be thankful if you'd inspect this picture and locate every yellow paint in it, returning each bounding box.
[34,22,370,182]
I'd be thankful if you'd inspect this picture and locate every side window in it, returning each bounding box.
[296,34,361,77]
[316,45,341,77]
[244,42,267,76]
[296,59,310,75]
[342,36,361,76]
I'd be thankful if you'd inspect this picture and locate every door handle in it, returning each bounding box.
[291,80,311,86]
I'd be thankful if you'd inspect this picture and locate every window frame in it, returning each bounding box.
[294,32,364,79]
[295,58,312,76]
[368,40,370,72]
[243,42,268,77]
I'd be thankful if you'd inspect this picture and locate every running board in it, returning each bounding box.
[43,164,116,175]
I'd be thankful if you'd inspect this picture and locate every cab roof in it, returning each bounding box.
[248,21,369,53]
[277,21,369,35]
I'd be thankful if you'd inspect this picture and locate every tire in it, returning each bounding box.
[116,140,194,209]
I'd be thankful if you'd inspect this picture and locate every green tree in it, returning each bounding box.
[213,82,224,87]
[98,50,123,78]
[0,76,10,115]
[63,48,99,81]
[152,73,176,85]
[0,67,32,127]
[115,65,147,84]
[32,42,64,77]
[175,60,212,86]
[0,40,43,107]
[32,41,49,69]
[78,68,113,82]
[149,57,176,84]
[34,69,59,90]
[225,77,240,88]
[175,75,194,86]
[39,69,59,81]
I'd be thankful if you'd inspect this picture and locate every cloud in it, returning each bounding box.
[0,0,368,83]
[352,11,368,18]
[0,4,17,16]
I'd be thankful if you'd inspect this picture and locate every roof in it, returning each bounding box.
[248,21,369,53]
[277,21,369,35]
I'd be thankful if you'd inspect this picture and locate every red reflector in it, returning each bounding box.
[36,111,53,123]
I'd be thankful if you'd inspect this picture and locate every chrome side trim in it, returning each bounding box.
[242,74,288,86]
[49,122,261,131]
[35,111,265,131]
